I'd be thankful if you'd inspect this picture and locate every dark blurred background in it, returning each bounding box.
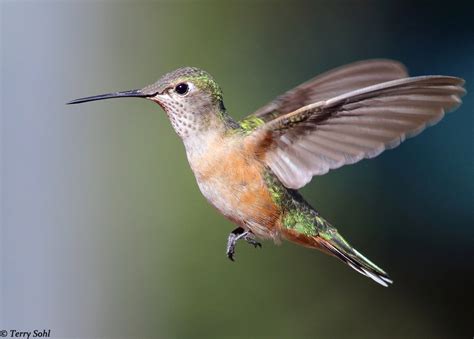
[2,1,473,338]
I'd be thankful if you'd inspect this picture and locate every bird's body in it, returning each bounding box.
[182,109,329,241]
[69,60,465,287]
[180,107,393,286]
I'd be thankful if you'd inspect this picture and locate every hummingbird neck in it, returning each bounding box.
[215,100,240,130]
[180,104,238,158]
[178,100,237,134]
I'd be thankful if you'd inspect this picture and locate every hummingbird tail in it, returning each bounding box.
[315,232,393,287]
[283,224,392,287]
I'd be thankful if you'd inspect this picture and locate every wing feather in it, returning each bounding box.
[255,75,465,189]
[251,59,408,120]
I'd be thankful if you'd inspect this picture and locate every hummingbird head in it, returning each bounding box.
[142,67,227,137]
[68,67,231,139]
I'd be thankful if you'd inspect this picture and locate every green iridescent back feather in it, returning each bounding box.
[238,115,266,134]
[263,170,332,236]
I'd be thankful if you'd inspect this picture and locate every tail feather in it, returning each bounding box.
[282,226,392,287]
[278,196,392,286]
[316,232,393,287]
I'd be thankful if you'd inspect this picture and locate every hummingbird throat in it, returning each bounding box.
[159,96,234,139]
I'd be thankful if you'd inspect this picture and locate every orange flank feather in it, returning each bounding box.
[281,228,321,249]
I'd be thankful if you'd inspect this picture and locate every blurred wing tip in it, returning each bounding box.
[424,75,466,86]
[349,58,406,67]
[447,76,466,86]
[348,58,409,75]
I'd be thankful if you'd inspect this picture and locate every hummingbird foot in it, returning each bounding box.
[226,227,262,261]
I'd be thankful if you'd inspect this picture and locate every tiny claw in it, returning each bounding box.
[226,227,262,261]
[227,250,236,262]
[242,233,262,249]
[226,227,242,261]
[250,241,262,249]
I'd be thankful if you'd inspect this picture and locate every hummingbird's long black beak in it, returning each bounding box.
[67,89,152,105]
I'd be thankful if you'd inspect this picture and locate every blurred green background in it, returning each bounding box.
[2,1,473,338]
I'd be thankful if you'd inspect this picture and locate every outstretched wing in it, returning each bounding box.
[250,76,465,189]
[248,59,408,123]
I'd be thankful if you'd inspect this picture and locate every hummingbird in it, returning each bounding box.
[68,59,465,286]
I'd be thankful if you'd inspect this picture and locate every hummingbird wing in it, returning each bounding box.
[248,76,465,189]
[249,59,408,122]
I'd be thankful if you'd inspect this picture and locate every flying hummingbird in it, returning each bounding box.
[68,59,465,286]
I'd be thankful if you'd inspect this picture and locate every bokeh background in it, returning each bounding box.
[2,1,473,338]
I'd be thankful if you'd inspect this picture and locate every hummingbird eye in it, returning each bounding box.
[174,83,189,95]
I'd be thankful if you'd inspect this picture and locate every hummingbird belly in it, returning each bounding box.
[189,139,282,241]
